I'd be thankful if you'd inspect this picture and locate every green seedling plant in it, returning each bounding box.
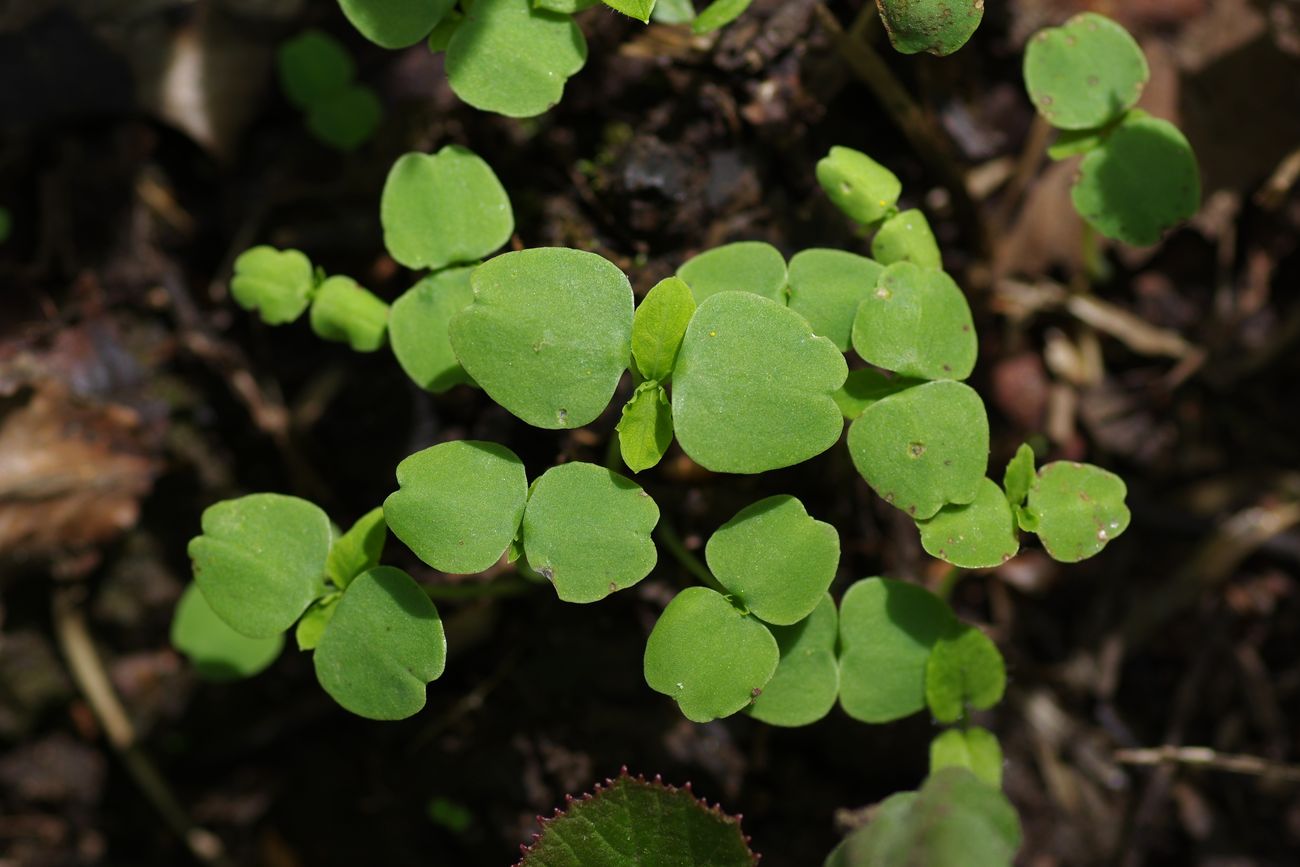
[1023,13,1201,246]
[277,30,381,151]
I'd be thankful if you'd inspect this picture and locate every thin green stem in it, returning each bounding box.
[935,565,965,602]
[654,520,728,595]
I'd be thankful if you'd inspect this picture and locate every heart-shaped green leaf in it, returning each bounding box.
[851,262,976,381]
[871,209,941,270]
[875,0,984,56]
[833,369,922,420]
[747,594,839,727]
[644,586,779,723]
[389,267,476,393]
[1071,114,1200,247]
[1023,12,1148,131]
[632,275,695,382]
[705,495,839,626]
[1002,443,1036,507]
[617,382,674,473]
[916,478,1019,569]
[786,249,885,352]
[672,292,847,473]
[171,583,284,681]
[450,248,634,429]
[837,577,956,723]
[1021,461,1130,562]
[930,727,1003,788]
[521,463,660,603]
[189,494,331,638]
[305,84,381,152]
[446,0,588,117]
[309,275,388,351]
[380,147,513,271]
[229,246,315,325]
[277,30,354,110]
[338,0,455,48]
[326,507,387,590]
[676,241,787,304]
[816,146,901,227]
[384,441,528,574]
[925,624,1006,723]
[313,567,446,720]
[848,380,989,519]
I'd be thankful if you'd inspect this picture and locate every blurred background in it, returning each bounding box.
[1,0,1299,864]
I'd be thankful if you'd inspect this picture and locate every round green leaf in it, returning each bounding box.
[632,275,696,382]
[617,382,674,473]
[521,463,660,603]
[930,727,1004,788]
[445,0,588,118]
[305,83,381,152]
[833,369,923,420]
[1022,461,1130,562]
[851,262,976,381]
[876,0,983,56]
[816,146,901,226]
[389,267,475,393]
[338,0,454,48]
[380,146,514,271]
[1071,114,1201,247]
[188,494,331,638]
[676,241,787,304]
[916,477,1020,569]
[277,30,354,110]
[705,495,839,626]
[837,577,956,723]
[171,583,284,681]
[672,292,847,474]
[643,587,779,723]
[871,209,941,270]
[384,441,528,574]
[313,567,446,720]
[309,275,389,351]
[747,594,839,727]
[786,249,885,352]
[326,507,387,590]
[229,246,315,326]
[925,624,1007,723]
[450,248,634,429]
[847,380,989,519]
[1023,12,1148,131]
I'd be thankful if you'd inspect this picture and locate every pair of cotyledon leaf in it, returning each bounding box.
[277,30,381,151]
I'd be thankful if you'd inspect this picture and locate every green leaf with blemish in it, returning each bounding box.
[617,382,674,473]
[631,275,695,382]
[871,209,942,270]
[381,146,514,271]
[309,275,389,351]
[676,241,787,304]
[925,623,1006,723]
[705,495,839,626]
[1022,461,1130,562]
[930,727,1004,788]
[837,577,956,723]
[338,0,455,48]
[816,146,902,227]
[644,586,779,723]
[189,493,332,638]
[1023,12,1148,131]
[747,594,839,727]
[1071,114,1201,247]
[326,507,387,590]
[1002,443,1035,507]
[847,380,989,520]
[450,248,634,429]
[875,0,984,57]
[833,369,922,420]
[171,583,284,681]
[672,292,847,474]
[313,567,446,720]
[786,249,885,352]
[916,478,1020,569]
[851,262,976,381]
[389,267,476,393]
[446,0,588,118]
[521,463,660,603]
[229,246,315,326]
[384,441,528,574]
